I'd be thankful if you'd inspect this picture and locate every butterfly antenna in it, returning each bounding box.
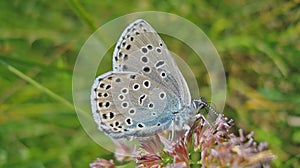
[206,101,217,112]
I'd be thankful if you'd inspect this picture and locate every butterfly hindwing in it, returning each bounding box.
[91,71,180,138]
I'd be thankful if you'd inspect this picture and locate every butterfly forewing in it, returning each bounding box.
[112,19,191,106]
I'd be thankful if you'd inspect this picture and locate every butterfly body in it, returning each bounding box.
[91,19,202,139]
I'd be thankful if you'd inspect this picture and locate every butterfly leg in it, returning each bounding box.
[183,123,191,138]
[169,120,175,141]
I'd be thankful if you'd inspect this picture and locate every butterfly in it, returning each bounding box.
[91,19,213,139]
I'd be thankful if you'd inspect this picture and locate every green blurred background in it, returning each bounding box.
[0,0,299,167]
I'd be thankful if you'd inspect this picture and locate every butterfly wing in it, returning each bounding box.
[91,71,181,138]
[112,19,191,106]
[91,19,194,138]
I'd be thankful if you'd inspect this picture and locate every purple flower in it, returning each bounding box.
[194,115,275,167]
[90,158,114,168]
[112,139,134,162]
[136,154,162,168]
[139,134,163,154]
[91,114,275,167]
[158,134,189,166]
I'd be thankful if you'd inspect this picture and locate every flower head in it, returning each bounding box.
[90,158,114,168]
[91,114,274,168]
